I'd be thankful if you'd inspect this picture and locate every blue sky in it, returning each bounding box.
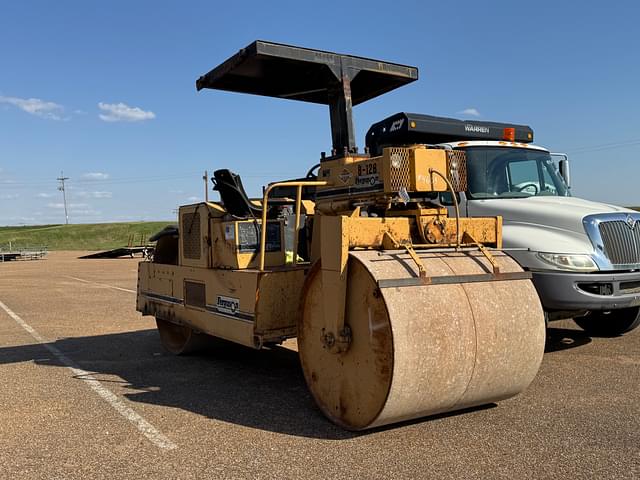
[1,1,639,225]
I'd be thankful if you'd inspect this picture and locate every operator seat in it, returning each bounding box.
[213,169,263,218]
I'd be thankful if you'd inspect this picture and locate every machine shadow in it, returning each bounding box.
[0,329,526,438]
[545,326,592,352]
[0,329,355,439]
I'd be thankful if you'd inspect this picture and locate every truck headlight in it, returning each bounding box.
[537,252,598,271]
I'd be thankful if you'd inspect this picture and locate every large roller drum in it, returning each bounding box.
[298,249,545,430]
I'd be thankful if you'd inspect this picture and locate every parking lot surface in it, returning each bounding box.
[1,252,639,479]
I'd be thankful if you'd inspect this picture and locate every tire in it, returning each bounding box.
[155,318,209,354]
[574,306,640,337]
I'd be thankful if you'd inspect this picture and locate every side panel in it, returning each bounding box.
[255,268,307,340]
[138,262,258,347]
[138,262,303,347]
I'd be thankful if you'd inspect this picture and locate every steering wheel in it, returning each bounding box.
[305,163,321,179]
[515,183,539,195]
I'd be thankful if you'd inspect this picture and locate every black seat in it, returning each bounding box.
[213,169,263,218]
[149,224,178,242]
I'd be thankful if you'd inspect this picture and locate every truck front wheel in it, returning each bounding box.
[574,307,640,337]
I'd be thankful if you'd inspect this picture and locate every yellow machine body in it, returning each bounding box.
[317,146,465,200]
[138,261,304,349]
[137,145,545,430]
[137,41,545,430]
[138,202,303,349]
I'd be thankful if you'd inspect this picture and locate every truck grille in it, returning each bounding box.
[598,221,640,266]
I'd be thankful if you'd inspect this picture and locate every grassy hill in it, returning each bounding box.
[3,206,639,251]
[0,222,172,251]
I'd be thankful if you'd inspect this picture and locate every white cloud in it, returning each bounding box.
[458,108,481,117]
[82,172,110,180]
[37,192,56,198]
[0,95,66,120]
[98,102,155,122]
[0,193,19,200]
[72,209,101,216]
[47,202,89,209]
[75,190,112,199]
[187,196,200,202]
[93,191,112,199]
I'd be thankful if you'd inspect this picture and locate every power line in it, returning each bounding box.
[565,139,640,154]
[203,170,209,203]
[56,171,70,225]
[0,171,291,188]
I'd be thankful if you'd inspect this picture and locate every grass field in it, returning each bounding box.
[0,222,172,251]
[2,206,638,252]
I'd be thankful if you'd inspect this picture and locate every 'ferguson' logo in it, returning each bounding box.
[216,296,239,315]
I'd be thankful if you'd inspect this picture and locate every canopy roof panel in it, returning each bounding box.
[196,40,418,106]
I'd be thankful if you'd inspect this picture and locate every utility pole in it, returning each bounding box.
[203,170,209,203]
[57,171,69,225]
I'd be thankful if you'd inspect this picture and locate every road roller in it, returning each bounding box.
[136,41,546,430]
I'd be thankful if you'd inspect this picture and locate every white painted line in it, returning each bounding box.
[65,276,136,294]
[0,299,177,451]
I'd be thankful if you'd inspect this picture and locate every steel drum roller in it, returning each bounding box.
[298,249,545,430]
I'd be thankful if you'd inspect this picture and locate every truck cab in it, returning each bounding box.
[367,113,640,336]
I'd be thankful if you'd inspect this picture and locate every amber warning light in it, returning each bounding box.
[503,128,516,141]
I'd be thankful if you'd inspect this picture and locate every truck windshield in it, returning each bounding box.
[461,147,570,199]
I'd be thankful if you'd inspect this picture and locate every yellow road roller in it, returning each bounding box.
[137,41,545,430]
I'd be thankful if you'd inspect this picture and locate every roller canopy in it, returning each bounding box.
[196,40,418,153]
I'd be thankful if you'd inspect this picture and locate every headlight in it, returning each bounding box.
[537,252,598,271]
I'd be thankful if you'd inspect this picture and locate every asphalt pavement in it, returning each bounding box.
[0,252,638,479]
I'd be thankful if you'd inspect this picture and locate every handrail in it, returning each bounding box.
[259,180,328,271]
[429,168,461,250]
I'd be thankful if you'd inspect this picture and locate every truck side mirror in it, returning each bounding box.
[559,159,570,188]
[551,153,570,188]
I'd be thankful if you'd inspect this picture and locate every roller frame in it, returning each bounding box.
[312,213,512,354]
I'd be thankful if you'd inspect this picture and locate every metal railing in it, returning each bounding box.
[0,245,48,262]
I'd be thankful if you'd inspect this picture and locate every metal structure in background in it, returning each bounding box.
[203,170,209,203]
[57,171,70,225]
[0,245,48,262]
[79,233,154,259]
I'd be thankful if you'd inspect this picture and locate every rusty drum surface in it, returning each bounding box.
[298,249,545,430]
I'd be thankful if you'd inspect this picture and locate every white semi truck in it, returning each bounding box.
[367,113,640,336]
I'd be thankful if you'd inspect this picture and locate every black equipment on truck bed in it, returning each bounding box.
[366,112,534,156]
